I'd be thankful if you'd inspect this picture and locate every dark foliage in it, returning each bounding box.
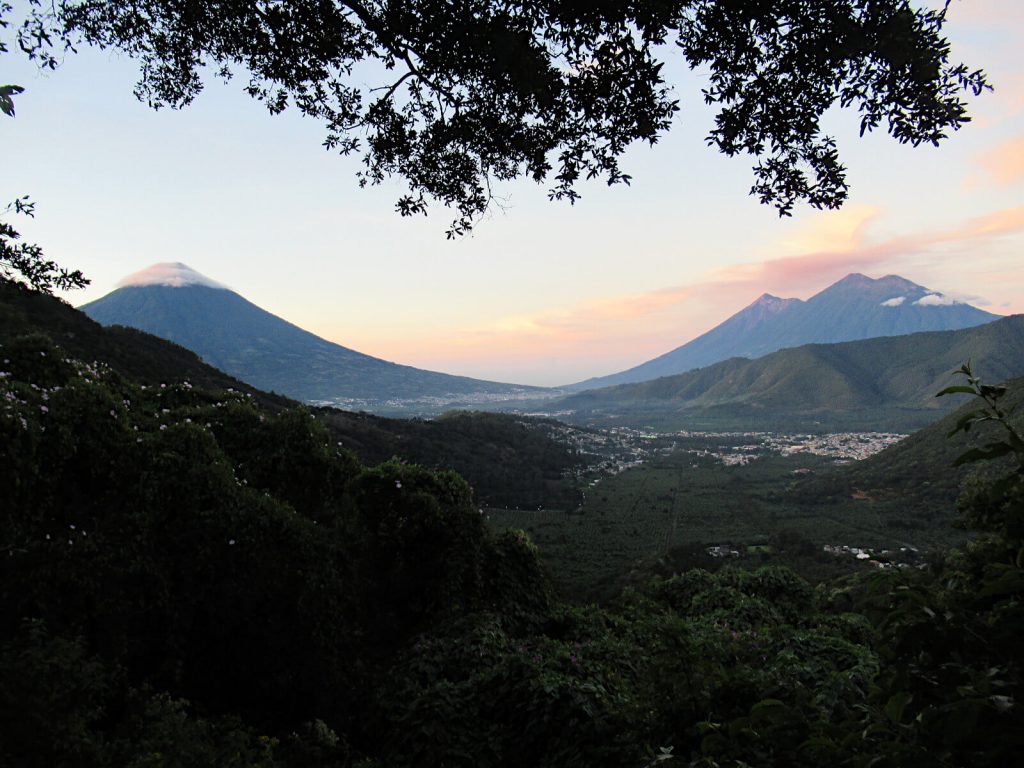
[0,280,289,407]
[0,282,581,508]
[0,332,531,763]
[0,197,88,293]
[321,408,585,509]
[3,302,1023,766]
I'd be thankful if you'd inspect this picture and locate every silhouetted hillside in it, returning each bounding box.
[1,283,579,507]
[0,281,290,409]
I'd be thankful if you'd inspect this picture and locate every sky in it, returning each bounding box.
[2,1,1022,387]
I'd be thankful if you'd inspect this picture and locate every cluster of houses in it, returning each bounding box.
[822,544,921,568]
[705,542,922,568]
[767,432,907,460]
[673,430,907,467]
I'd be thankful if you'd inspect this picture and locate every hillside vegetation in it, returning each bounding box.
[0,281,289,409]
[503,378,1024,603]
[796,376,1024,512]
[559,315,1024,431]
[1,284,579,509]
[3,285,1023,766]
[319,409,585,509]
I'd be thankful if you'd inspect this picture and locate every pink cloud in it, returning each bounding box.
[529,285,695,333]
[359,205,1024,384]
[941,205,1024,240]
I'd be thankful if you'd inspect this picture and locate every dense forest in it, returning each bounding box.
[0,283,584,511]
[2,286,1023,766]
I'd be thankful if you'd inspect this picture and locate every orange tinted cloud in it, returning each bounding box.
[360,204,1024,384]
[975,137,1024,187]
[734,204,1024,293]
[778,204,881,254]
[708,205,889,294]
[530,285,695,332]
[940,205,1024,240]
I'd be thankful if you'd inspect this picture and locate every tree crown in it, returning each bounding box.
[11,0,989,235]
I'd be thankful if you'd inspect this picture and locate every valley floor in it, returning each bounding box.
[487,429,959,602]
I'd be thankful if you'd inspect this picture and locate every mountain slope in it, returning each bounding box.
[0,280,291,409]
[556,314,1024,430]
[1,281,580,508]
[783,373,1024,545]
[812,373,1024,500]
[569,273,999,390]
[79,263,545,409]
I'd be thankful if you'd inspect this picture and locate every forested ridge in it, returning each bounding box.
[0,282,583,510]
[2,287,1023,766]
[555,315,1024,432]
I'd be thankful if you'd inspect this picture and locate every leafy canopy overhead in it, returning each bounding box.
[15,0,988,235]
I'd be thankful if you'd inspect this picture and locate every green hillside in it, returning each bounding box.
[569,273,997,390]
[0,283,581,509]
[5,294,1024,767]
[558,315,1024,430]
[793,374,1024,517]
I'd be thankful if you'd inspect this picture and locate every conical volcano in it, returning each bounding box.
[566,273,999,391]
[80,263,544,410]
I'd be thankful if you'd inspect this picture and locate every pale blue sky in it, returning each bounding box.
[3,1,1022,385]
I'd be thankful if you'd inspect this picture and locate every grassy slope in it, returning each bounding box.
[794,375,1024,515]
